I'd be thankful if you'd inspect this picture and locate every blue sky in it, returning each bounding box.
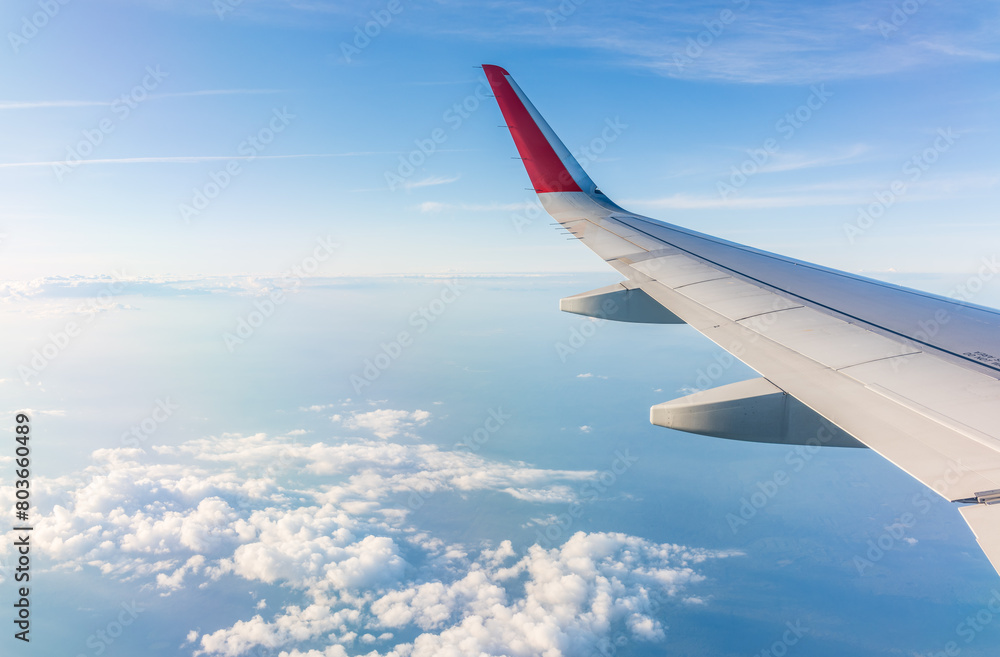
[1,0,998,279]
[2,1,1000,656]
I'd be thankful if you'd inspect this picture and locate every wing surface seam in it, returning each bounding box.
[607,215,1000,376]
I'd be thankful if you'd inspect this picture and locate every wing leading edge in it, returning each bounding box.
[482,64,1000,576]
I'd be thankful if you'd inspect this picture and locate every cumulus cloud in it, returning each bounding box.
[338,408,431,439]
[205,531,736,657]
[13,411,596,581]
[157,555,206,593]
[402,174,460,190]
[300,404,336,412]
[1,408,739,657]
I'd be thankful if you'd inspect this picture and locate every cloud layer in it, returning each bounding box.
[3,409,739,656]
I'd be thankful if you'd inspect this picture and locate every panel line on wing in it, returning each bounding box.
[556,216,652,259]
[863,382,1000,453]
[619,215,1000,321]
[732,305,804,323]
[610,215,1000,378]
[673,276,731,290]
[832,351,922,371]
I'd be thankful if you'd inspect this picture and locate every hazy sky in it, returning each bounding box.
[2,1,1000,656]
[6,276,1000,656]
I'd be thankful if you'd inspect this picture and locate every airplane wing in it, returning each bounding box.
[482,64,1000,575]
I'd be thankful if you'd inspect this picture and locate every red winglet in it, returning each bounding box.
[483,65,583,193]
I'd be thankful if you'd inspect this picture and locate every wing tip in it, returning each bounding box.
[482,64,510,76]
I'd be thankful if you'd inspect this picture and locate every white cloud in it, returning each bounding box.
[16,407,65,417]
[0,89,282,111]
[3,410,739,657]
[157,555,206,593]
[756,144,870,174]
[426,1,1000,84]
[209,531,738,657]
[364,532,734,657]
[339,408,432,439]
[402,175,460,190]
[625,170,1000,210]
[0,153,388,170]
[135,2,1000,85]
[418,201,538,214]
